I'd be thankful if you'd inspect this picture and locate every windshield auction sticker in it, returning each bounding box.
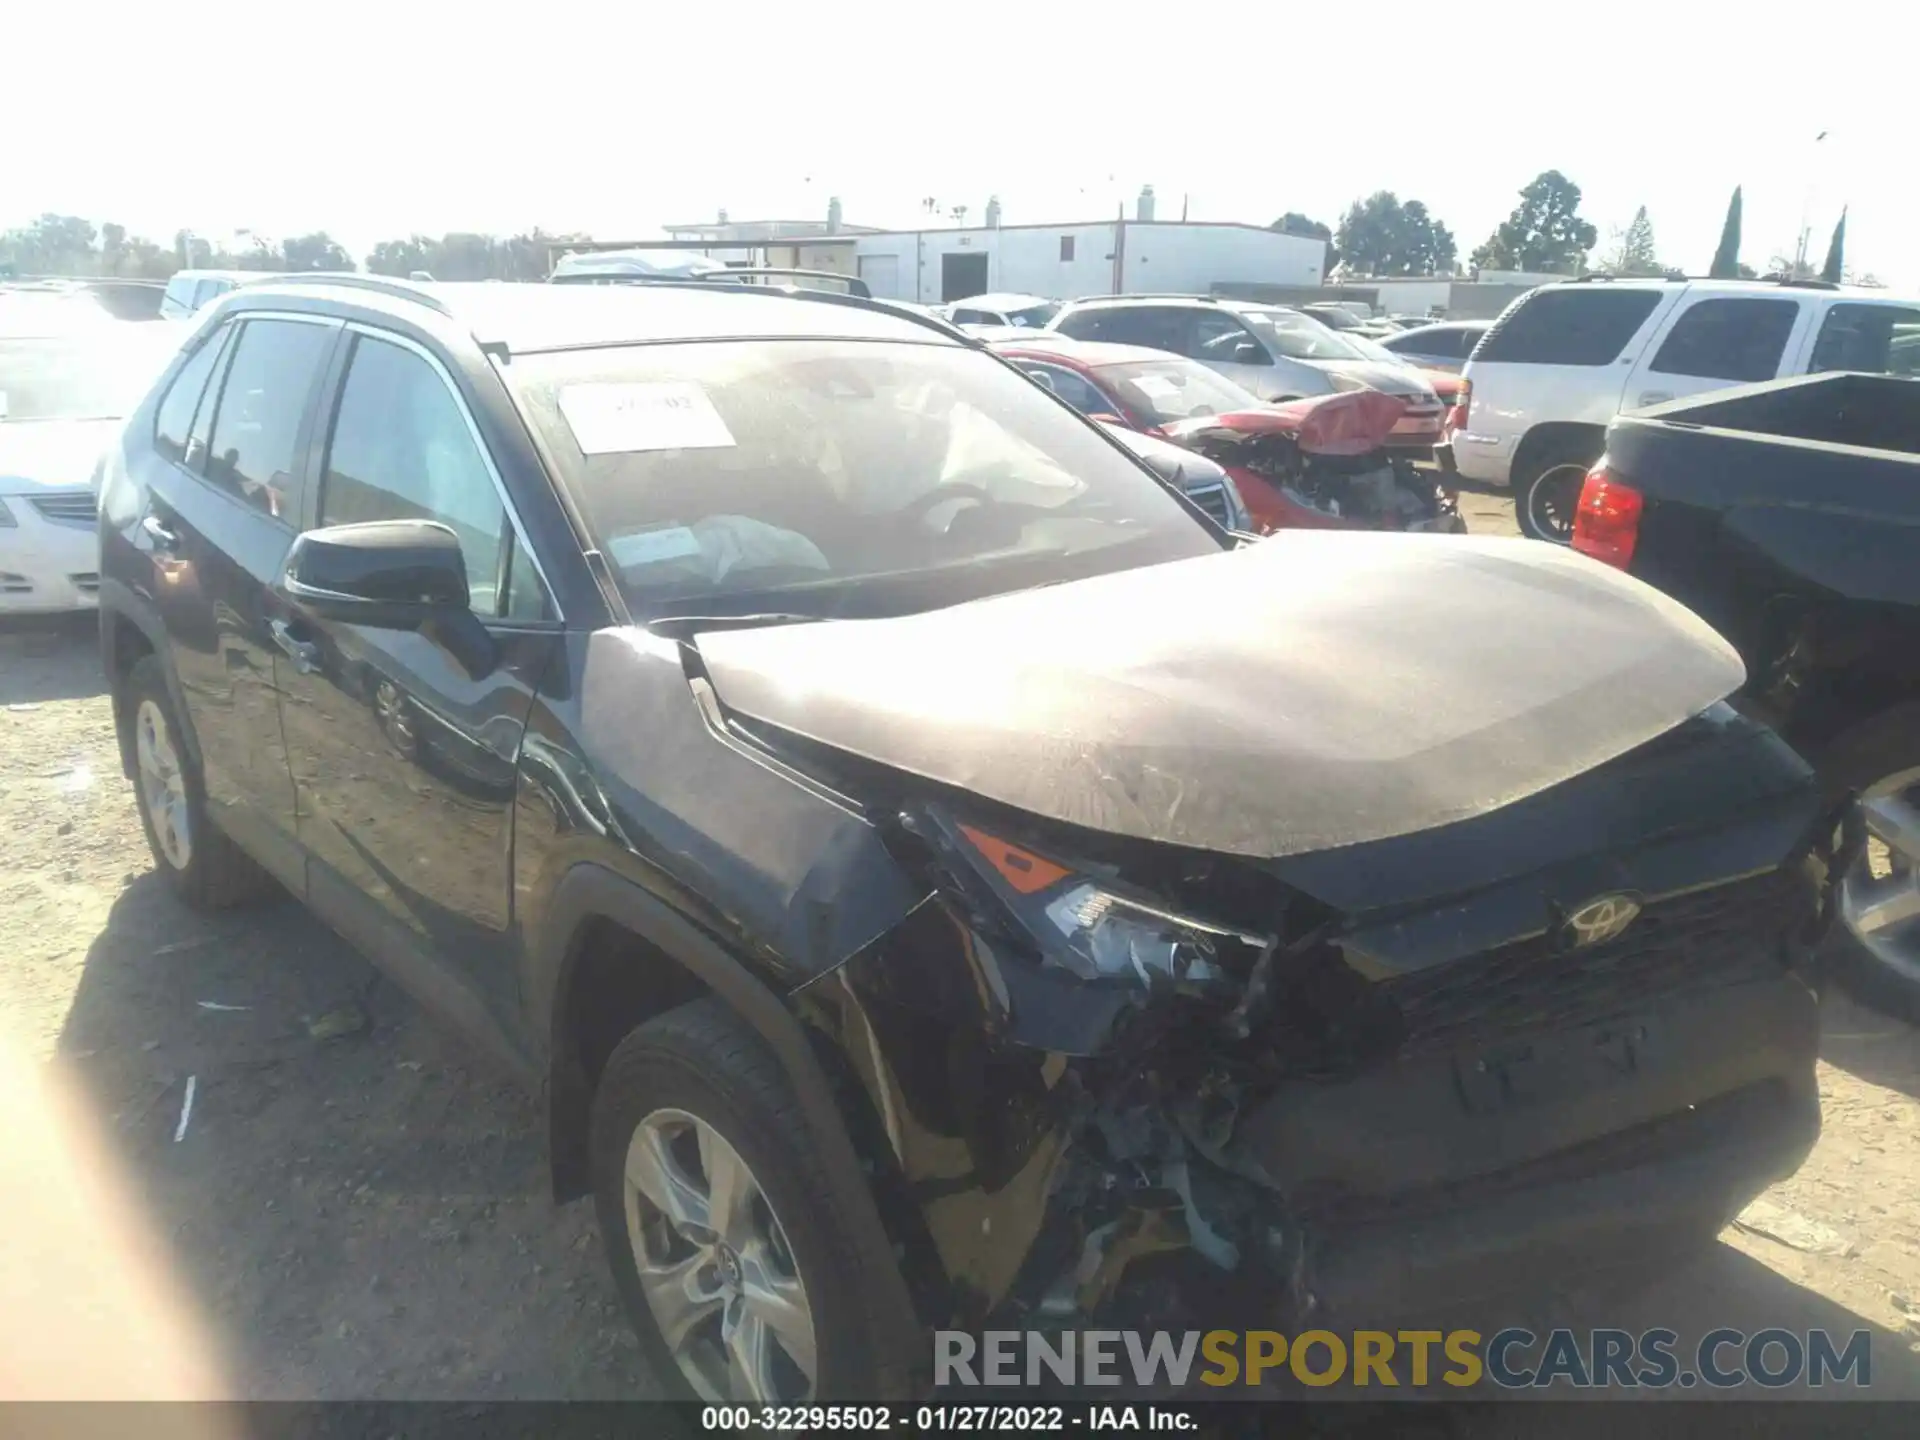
[558,381,737,455]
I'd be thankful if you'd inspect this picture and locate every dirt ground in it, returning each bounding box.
[2,493,1919,1403]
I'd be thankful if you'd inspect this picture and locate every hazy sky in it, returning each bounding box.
[8,3,1914,285]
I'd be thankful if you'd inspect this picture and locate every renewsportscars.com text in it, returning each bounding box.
[934,1327,1873,1390]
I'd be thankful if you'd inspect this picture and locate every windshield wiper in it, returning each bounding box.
[645,612,823,640]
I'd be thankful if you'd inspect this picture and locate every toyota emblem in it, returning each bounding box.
[1563,894,1643,948]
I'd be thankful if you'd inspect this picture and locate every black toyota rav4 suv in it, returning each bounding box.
[98,276,1844,1402]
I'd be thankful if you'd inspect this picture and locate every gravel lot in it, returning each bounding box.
[3,494,1919,1403]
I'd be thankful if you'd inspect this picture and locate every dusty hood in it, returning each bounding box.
[0,419,120,490]
[695,533,1746,860]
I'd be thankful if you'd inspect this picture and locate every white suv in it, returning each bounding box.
[1447,278,1920,541]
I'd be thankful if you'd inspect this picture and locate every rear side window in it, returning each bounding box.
[1056,306,1185,351]
[153,324,233,467]
[203,318,333,522]
[1474,289,1663,366]
[1810,303,1920,377]
[1403,328,1472,359]
[1649,298,1799,383]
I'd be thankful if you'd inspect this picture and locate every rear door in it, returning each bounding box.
[272,324,561,1036]
[1621,295,1805,409]
[137,312,339,888]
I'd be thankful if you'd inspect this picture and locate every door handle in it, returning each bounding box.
[270,619,323,674]
[1638,391,1673,407]
[141,515,181,551]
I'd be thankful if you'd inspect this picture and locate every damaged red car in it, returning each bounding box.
[994,337,1462,535]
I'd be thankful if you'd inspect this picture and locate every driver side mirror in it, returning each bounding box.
[280,519,496,675]
[282,519,470,625]
[1231,341,1268,364]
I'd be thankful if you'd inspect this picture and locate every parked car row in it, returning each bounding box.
[66,271,1865,1407]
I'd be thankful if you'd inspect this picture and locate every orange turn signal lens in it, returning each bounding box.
[957,824,1072,895]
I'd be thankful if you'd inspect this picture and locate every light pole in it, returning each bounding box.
[1792,130,1829,277]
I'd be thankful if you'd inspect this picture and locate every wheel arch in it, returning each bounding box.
[1512,421,1607,484]
[98,579,200,779]
[534,861,926,1377]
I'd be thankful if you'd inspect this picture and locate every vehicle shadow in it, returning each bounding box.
[0,614,106,705]
[1819,988,1920,1101]
[48,873,652,1399]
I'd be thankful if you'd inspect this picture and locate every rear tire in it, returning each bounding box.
[124,655,277,911]
[1818,706,1920,1023]
[1513,437,1602,543]
[590,999,898,1401]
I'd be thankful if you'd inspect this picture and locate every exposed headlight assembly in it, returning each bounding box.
[928,814,1271,990]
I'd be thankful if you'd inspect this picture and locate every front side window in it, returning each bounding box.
[1810,303,1920,377]
[1649,297,1798,383]
[1475,288,1664,366]
[514,339,1218,622]
[1186,313,1270,366]
[320,333,544,620]
[203,318,333,520]
[1013,361,1114,418]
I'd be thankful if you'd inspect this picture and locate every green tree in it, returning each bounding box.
[1470,171,1598,275]
[0,213,100,275]
[366,235,439,276]
[1602,206,1662,276]
[1335,192,1456,276]
[1708,187,1743,278]
[99,222,128,276]
[283,231,354,272]
[1820,208,1847,285]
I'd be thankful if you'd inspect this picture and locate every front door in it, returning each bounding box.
[272,326,560,1039]
[139,313,341,888]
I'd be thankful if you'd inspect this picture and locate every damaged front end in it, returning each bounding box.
[791,737,1850,1343]
[1163,391,1462,536]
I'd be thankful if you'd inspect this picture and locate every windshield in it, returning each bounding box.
[1238,308,1370,363]
[1305,307,1362,330]
[1094,358,1262,423]
[514,339,1220,622]
[0,326,176,423]
[1005,301,1060,329]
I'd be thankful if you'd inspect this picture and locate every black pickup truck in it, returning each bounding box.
[1574,371,1920,1013]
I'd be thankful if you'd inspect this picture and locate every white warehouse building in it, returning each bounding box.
[846,219,1326,304]
[645,203,1327,304]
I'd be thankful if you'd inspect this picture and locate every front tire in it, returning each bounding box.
[1820,707,1920,1022]
[590,1000,891,1401]
[1514,438,1602,543]
[124,655,277,910]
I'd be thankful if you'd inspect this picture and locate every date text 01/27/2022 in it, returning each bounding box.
[700,1405,1196,1431]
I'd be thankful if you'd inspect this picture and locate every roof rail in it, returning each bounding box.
[254,272,453,316]
[551,266,874,299]
[538,275,978,347]
[1066,292,1220,304]
[1769,276,1841,291]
